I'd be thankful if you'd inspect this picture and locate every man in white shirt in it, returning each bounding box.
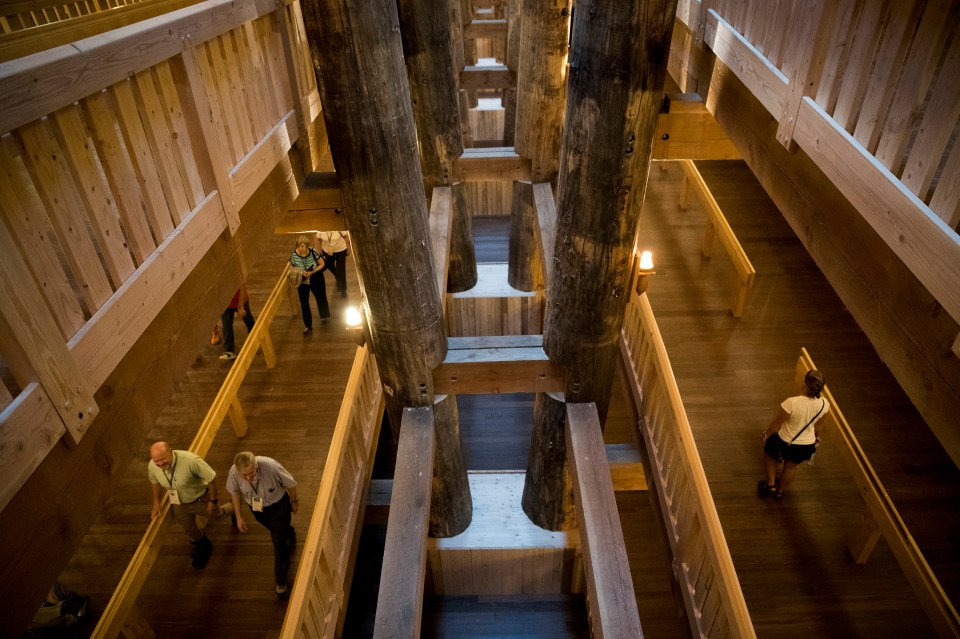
[227,451,299,599]
[315,230,350,297]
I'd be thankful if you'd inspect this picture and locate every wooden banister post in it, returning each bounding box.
[848,507,882,564]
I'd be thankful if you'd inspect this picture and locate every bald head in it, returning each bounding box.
[150,441,173,469]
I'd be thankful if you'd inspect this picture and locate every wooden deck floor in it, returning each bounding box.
[54,161,959,638]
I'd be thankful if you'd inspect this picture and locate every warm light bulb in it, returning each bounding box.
[345,306,362,328]
[639,250,654,271]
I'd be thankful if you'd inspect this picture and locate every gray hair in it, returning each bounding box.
[234,451,256,471]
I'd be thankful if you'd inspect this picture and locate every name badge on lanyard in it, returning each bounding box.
[252,496,264,512]
[167,488,181,505]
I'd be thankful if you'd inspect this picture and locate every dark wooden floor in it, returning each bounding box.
[53,161,960,638]
[640,161,960,637]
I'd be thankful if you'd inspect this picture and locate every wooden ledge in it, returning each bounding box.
[434,334,562,394]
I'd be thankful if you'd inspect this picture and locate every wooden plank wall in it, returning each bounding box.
[0,0,320,631]
[667,2,960,466]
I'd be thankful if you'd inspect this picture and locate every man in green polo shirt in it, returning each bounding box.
[148,441,231,569]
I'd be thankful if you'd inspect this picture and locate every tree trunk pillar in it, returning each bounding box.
[430,394,472,537]
[528,0,677,528]
[521,392,575,530]
[507,180,543,292]
[502,0,522,146]
[398,0,477,293]
[514,0,571,186]
[302,0,446,429]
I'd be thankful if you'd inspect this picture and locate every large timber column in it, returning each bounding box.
[502,0,522,146]
[524,0,677,529]
[508,0,570,290]
[302,0,471,536]
[398,0,478,293]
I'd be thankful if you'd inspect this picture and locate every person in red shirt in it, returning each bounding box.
[220,281,255,360]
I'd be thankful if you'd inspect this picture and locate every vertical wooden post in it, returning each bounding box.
[430,394,472,537]
[302,0,473,538]
[514,0,571,186]
[302,0,446,422]
[446,182,478,293]
[529,0,677,527]
[522,392,574,530]
[507,179,543,292]
[397,0,477,293]
[501,0,521,146]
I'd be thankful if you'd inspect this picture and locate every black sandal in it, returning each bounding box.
[757,481,776,497]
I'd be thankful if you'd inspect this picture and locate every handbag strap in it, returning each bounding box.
[790,399,825,443]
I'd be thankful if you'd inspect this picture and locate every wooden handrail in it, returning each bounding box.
[620,290,755,638]
[797,348,960,638]
[566,402,643,638]
[91,265,289,638]
[372,406,435,638]
[679,159,756,317]
[280,342,384,638]
[0,0,202,62]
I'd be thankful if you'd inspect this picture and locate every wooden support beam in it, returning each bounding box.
[0,219,98,446]
[433,335,563,394]
[464,18,507,39]
[565,402,643,638]
[652,111,741,160]
[0,384,66,514]
[514,0,570,184]
[429,186,454,306]
[533,182,557,291]
[374,406,435,639]
[178,44,240,234]
[460,64,515,90]
[455,147,531,181]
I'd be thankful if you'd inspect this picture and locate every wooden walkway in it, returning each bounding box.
[56,161,960,638]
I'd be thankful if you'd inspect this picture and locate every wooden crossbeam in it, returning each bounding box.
[454,147,531,181]
[464,19,507,40]
[566,402,643,639]
[373,406,435,639]
[460,64,515,90]
[433,335,563,394]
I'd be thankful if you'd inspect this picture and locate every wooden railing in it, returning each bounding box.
[566,402,643,638]
[796,348,960,638]
[91,264,289,638]
[280,343,385,638]
[0,0,318,514]
[619,289,755,638]
[678,159,755,317]
[0,0,204,62]
[671,0,960,339]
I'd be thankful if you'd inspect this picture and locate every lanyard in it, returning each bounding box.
[162,452,178,488]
